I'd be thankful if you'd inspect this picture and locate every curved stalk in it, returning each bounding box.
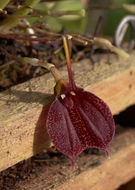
[43,63,63,82]
[94,37,130,59]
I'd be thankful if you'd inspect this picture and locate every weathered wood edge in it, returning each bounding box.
[0,53,135,172]
[57,129,135,190]
[15,127,135,190]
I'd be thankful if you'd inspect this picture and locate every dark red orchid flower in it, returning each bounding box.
[46,36,115,166]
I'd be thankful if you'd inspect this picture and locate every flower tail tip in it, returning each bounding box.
[71,158,76,169]
[105,147,111,158]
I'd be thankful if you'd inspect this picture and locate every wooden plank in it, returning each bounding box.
[0,54,135,172]
[58,136,135,190]
[12,126,135,190]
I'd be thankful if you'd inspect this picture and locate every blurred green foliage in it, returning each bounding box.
[28,0,86,33]
[103,0,135,36]
[1,0,135,36]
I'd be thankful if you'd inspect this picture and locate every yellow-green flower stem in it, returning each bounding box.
[42,62,68,96]
[20,57,62,83]
[23,57,68,95]
[48,65,63,83]
[0,0,40,32]
[62,35,76,90]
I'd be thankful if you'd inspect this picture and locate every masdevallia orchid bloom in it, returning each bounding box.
[45,36,115,166]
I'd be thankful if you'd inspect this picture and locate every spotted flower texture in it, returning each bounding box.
[46,36,115,166]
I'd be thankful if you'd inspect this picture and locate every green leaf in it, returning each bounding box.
[52,0,83,11]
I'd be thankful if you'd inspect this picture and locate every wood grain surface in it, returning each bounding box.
[58,130,135,190]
